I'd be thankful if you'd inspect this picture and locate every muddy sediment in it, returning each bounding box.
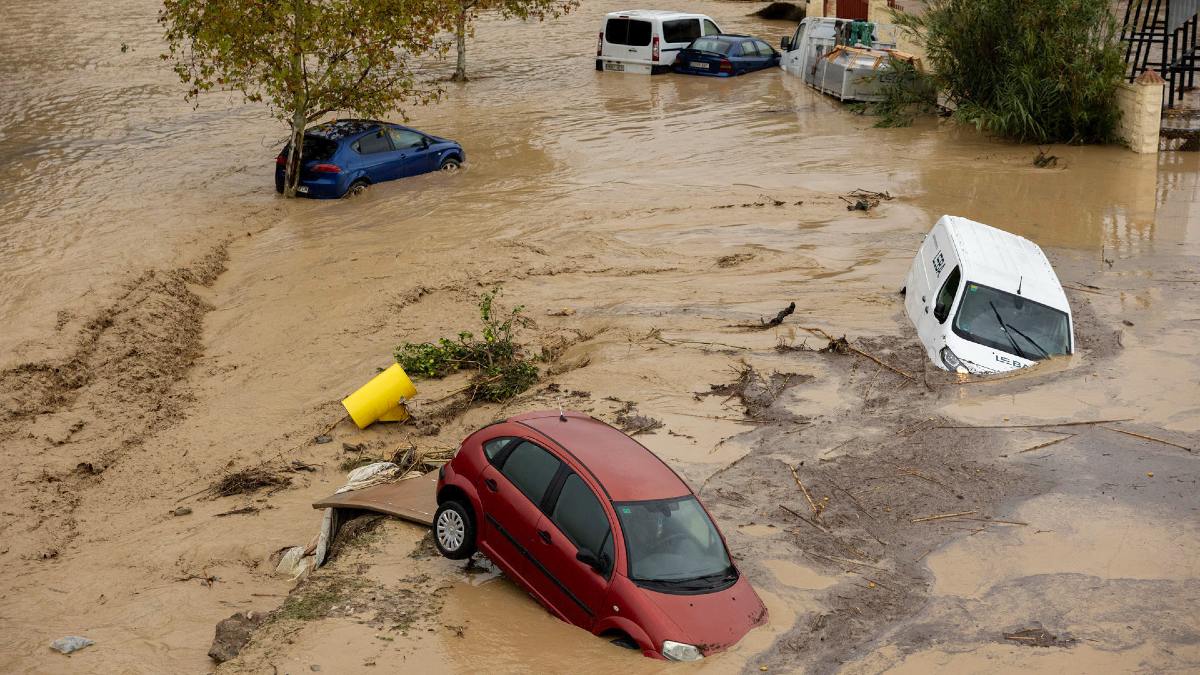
[699,351,1051,672]
[0,242,229,560]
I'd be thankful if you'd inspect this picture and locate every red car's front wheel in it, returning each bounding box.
[433,500,477,560]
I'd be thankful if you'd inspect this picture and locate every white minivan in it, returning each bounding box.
[597,10,723,74]
[904,216,1074,375]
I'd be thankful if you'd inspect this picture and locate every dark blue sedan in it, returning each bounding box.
[672,35,780,77]
[275,119,465,198]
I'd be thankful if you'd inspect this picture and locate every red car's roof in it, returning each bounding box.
[508,410,691,503]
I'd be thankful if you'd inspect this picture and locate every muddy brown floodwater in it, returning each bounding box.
[2,1,1199,673]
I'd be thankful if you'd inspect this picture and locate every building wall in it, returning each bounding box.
[867,0,927,63]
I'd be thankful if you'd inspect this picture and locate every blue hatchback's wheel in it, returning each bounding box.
[345,179,369,198]
[439,157,461,172]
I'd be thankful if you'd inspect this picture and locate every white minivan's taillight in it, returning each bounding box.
[597,31,603,57]
[652,35,660,61]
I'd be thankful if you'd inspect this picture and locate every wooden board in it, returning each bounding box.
[311,470,439,527]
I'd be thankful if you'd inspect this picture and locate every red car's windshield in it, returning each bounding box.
[616,496,734,592]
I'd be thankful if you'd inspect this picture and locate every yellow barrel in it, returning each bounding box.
[341,364,418,429]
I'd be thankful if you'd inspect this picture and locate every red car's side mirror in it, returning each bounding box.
[576,548,607,574]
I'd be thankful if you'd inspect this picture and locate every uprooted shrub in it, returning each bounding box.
[340,443,456,474]
[208,467,290,498]
[394,287,539,403]
[858,56,939,128]
[895,0,1124,143]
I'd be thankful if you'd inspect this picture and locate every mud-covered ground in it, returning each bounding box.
[2,0,1199,673]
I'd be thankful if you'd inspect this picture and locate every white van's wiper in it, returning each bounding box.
[988,301,1030,360]
[1005,324,1050,359]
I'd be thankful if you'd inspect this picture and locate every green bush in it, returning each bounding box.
[895,0,1124,143]
[394,288,539,403]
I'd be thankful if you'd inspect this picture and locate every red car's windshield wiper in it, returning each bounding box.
[639,568,737,590]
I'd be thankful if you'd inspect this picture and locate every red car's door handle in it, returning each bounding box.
[537,530,551,544]
[485,478,498,492]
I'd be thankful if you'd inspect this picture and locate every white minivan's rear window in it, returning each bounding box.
[662,19,701,44]
[606,18,652,46]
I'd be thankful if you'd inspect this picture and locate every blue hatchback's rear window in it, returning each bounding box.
[283,136,336,162]
[689,37,731,54]
[302,137,337,161]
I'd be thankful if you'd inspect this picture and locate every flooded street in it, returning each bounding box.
[2,0,1199,673]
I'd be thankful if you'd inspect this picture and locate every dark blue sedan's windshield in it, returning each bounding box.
[616,496,732,587]
[688,38,732,54]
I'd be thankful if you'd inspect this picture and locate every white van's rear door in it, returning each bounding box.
[906,230,940,346]
[602,16,653,70]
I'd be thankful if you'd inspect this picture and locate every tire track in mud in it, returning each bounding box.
[0,242,229,560]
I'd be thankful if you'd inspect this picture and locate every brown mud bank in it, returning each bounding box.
[0,243,230,561]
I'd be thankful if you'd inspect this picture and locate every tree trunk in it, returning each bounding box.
[453,8,468,82]
[285,105,305,198]
[284,0,305,198]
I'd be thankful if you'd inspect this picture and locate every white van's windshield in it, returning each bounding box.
[953,282,1071,360]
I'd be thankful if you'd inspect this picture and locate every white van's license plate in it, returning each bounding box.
[604,62,624,72]
[690,62,709,70]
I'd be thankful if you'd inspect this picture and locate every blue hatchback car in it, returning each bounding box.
[275,119,465,198]
[672,35,780,77]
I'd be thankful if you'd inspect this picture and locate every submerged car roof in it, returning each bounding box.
[510,411,691,502]
[939,215,1070,313]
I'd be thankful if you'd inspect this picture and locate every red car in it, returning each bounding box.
[434,410,767,661]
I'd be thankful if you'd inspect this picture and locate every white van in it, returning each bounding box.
[597,10,723,74]
[904,216,1074,374]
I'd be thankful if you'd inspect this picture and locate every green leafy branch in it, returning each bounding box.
[395,287,539,403]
